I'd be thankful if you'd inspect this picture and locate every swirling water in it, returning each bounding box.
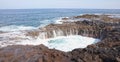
[0,9,119,52]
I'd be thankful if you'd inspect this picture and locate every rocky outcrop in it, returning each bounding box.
[0,27,119,62]
[0,14,120,62]
[0,45,71,62]
[72,14,120,23]
[25,14,120,39]
[69,27,120,62]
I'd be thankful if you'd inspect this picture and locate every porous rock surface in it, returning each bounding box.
[0,14,120,62]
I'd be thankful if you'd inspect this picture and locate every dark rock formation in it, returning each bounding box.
[25,14,120,39]
[0,14,120,62]
[0,29,120,62]
[69,27,120,62]
[0,45,71,62]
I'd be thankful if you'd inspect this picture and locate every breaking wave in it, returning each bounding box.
[44,35,100,52]
[13,35,100,52]
[0,25,36,32]
[0,18,100,52]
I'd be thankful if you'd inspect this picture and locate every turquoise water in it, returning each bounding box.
[0,9,120,27]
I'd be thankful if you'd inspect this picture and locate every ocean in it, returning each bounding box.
[0,9,120,27]
[0,9,120,52]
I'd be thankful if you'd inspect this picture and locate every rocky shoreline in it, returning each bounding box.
[0,14,120,62]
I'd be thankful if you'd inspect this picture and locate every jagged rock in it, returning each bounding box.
[25,14,119,39]
[0,14,120,62]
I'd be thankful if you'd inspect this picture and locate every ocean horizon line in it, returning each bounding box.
[0,8,120,10]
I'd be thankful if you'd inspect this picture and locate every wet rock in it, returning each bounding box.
[0,14,120,62]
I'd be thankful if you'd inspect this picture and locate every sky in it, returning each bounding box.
[0,0,120,9]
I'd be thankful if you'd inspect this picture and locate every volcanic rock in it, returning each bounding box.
[0,14,120,62]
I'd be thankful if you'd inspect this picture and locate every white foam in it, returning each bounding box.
[0,25,36,32]
[55,19,63,24]
[54,18,63,24]
[15,35,100,52]
[0,29,100,52]
[38,18,64,26]
[0,16,101,52]
[108,14,120,18]
[45,35,100,52]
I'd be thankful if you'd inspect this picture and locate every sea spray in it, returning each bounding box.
[0,30,100,52]
[15,35,100,52]
[0,25,36,32]
[0,24,100,52]
[45,35,100,52]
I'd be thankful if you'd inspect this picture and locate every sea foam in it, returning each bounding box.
[41,35,100,52]
[16,35,100,52]
[0,25,36,32]
[0,17,100,52]
[0,30,100,52]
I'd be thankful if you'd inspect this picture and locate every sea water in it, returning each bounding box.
[0,9,120,52]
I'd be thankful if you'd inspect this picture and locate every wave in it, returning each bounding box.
[0,15,102,52]
[0,27,100,52]
[0,25,37,32]
[0,17,63,32]
[7,35,100,52]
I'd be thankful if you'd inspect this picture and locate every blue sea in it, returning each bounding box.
[0,9,120,51]
[0,9,120,27]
